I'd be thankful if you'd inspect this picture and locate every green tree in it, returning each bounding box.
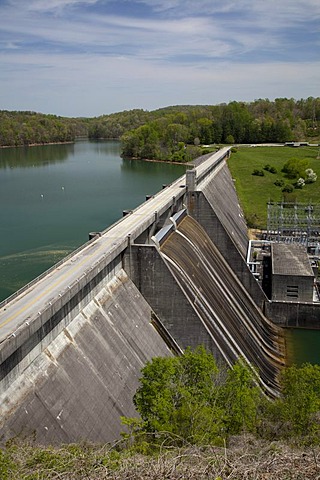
[279,363,320,439]
[281,157,309,179]
[197,117,214,144]
[129,348,263,446]
[226,134,235,144]
[219,360,261,435]
[139,125,160,159]
[121,130,142,157]
[260,363,320,444]
[132,347,226,444]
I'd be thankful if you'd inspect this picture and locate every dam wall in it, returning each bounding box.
[123,244,224,364]
[132,214,285,396]
[0,270,173,444]
[162,216,285,387]
[0,256,122,393]
[190,162,267,309]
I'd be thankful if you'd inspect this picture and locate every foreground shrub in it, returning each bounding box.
[295,177,305,188]
[124,347,262,447]
[252,169,264,176]
[305,168,317,183]
[274,179,284,187]
[123,349,320,449]
[264,164,277,173]
[281,157,309,179]
[279,363,320,440]
[282,183,294,193]
[259,363,320,444]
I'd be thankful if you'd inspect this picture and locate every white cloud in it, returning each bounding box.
[134,0,320,20]
[0,48,319,116]
[0,5,281,64]
[8,0,99,13]
[0,0,319,116]
[1,0,318,62]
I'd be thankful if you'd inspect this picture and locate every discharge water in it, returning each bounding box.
[0,140,185,302]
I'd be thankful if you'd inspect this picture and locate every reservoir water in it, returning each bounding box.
[286,329,320,366]
[0,140,185,302]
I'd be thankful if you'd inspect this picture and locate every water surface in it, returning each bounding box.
[0,140,185,301]
[286,329,320,366]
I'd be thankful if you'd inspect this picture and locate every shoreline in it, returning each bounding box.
[124,156,191,166]
[122,151,216,167]
[0,141,74,149]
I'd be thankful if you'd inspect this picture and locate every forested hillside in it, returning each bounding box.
[119,98,320,162]
[0,98,319,154]
[0,111,87,147]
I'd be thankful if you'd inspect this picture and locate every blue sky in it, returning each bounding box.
[0,0,319,117]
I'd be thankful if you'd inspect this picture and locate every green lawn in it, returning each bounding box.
[227,146,320,228]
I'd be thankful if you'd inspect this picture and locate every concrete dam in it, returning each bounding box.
[0,147,285,444]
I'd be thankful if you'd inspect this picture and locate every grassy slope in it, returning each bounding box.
[227,146,320,228]
[1,436,320,479]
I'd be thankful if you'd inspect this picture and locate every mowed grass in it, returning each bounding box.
[227,146,320,228]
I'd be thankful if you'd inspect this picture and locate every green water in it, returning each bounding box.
[286,329,320,366]
[0,140,185,302]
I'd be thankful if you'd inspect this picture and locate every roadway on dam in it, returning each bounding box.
[0,176,184,342]
[0,148,230,343]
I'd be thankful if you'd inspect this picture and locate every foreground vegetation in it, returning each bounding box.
[1,436,320,479]
[124,347,320,448]
[2,348,320,479]
[228,145,320,228]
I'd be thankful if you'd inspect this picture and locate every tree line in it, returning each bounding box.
[0,98,319,154]
[0,110,87,147]
[119,98,320,162]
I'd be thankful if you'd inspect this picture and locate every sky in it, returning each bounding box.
[0,0,319,117]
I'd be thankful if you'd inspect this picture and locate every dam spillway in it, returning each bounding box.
[0,147,286,444]
[157,214,285,396]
